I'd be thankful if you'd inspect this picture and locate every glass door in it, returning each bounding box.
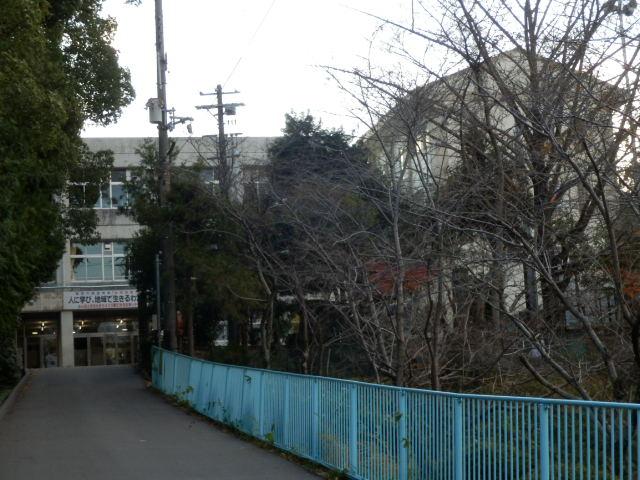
[116,336,132,364]
[74,337,88,366]
[42,335,58,368]
[26,337,40,368]
[90,336,105,366]
[104,334,117,365]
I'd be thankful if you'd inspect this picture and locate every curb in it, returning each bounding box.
[0,370,31,421]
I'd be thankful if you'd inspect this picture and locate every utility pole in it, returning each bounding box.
[196,85,244,199]
[216,85,227,196]
[153,0,177,351]
[155,252,162,345]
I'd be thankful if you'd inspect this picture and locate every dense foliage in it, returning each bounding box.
[125,141,264,358]
[0,0,133,379]
[269,113,367,196]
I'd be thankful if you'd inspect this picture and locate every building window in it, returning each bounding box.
[96,170,128,209]
[68,183,99,209]
[69,170,128,209]
[200,167,216,185]
[70,242,128,282]
[241,164,268,204]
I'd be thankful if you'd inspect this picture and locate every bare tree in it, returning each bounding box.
[331,0,640,399]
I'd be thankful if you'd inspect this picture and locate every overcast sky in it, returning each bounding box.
[82,0,414,139]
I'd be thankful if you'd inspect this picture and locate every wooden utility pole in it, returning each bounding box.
[154,0,177,351]
[216,85,228,195]
[196,86,244,199]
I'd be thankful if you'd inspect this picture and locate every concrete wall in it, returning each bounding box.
[59,311,74,367]
[22,290,64,313]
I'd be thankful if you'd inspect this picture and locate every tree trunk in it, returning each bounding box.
[429,315,441,390]
[185,279,195,358]
[241,315,250,363]
[523,262,539,320]
[394,286,408,386]
[299,307,310,375]
[489,246,504,325]
[261,293,275,369]
[292,281,311,374]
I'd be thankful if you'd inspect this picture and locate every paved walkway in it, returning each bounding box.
[0,366,318,479]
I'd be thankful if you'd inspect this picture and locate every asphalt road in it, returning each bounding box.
[0,366,318,480]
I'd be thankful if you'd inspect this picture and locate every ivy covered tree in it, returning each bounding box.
[0,0,134,381]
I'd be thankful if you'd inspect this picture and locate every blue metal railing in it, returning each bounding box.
[151,347,640,479]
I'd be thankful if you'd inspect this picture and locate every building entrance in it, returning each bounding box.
[25,335,59,368]
[23,317,59,369]
[72,311,138,366]
[20,311,138,368]
[73,333,137,366]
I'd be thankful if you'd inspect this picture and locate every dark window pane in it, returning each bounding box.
[100,184,110,208]
[94,190,103,208]
[114,257,127,280]
[85,258,103,280]
[111,184,127,207]
[103,257,114,281]
[72,258,87,280]
[113,242,127,255]
[111,170,126,182]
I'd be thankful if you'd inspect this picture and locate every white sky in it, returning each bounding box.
[82,0,414,139]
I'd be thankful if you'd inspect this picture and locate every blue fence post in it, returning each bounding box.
[312,379,320,460]
[195,361,203,410]
[258,371,265,438]
[172,353,178,394]
[186,358,193,403]
[222,366,230,422]
[399,390,408,480]
[349,383,358,474]
[283,376,291,449]
[206,364,215,417]
[540,404,550,480]
[159,349,165,391]
[239,368,247,432]
[454,398,464,480]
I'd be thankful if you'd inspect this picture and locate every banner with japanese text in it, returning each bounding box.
[63,289,138,310]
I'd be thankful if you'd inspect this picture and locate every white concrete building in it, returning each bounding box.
[20,136,274,368]
[363,50,625,325]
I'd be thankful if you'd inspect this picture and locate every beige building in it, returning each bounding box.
[363,50,625,325]
[20,136,273,368]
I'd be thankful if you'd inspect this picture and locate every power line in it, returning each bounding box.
[223,0,278,88]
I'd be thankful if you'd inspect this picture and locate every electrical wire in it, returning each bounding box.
[222,0,278,88]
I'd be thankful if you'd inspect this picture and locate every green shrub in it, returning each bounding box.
[0,334,21,387]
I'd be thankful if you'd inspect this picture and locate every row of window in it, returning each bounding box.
[69,170,128,209]
[69,166,266,210]
[66,166,265,283]
[70,242,128,282]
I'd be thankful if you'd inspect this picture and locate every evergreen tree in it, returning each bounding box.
[0,0,133,380]
[125,142,262,357]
